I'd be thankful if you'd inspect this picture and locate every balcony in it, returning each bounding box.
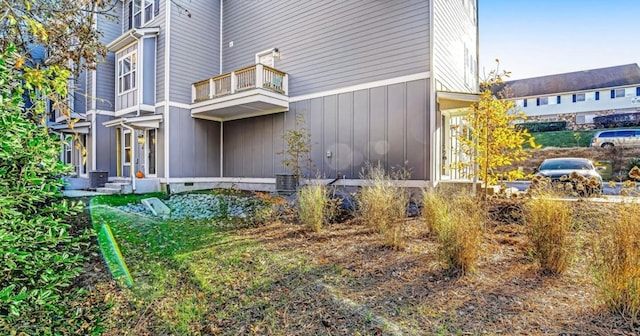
[191,64,289,121]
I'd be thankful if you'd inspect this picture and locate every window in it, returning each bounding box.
[557,96,561,104]
[128,0,157,29]
[636,87,640,96]
[573,93,585,102]
[595,92,600,100]
[537,97,548,106]
[118,52,136,94]
[63,138,72,164]
[124,131,131,165]
[611,89,625,98]
[523,99,527,107]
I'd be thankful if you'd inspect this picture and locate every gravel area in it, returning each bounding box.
[117,193,258,220]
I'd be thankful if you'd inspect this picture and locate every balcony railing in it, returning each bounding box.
[192,64,288,102]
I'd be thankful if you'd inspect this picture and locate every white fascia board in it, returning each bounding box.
[107,26,160,52]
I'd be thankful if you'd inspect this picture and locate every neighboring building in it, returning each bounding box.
[60,0,479,192]
[503,64,640,130]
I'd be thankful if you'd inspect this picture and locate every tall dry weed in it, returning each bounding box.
[357,163,410,249]
[422,189,447,235]
[592,203,640,325]
[523,194,573,274]
[297,182,329,232]
[435,194,484,274]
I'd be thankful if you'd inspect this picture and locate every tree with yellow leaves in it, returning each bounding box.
[454,61,539,196]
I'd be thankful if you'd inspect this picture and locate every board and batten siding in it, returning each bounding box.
[223,113,286,178]
[168,107,221,177]
[223,79,430,180]
[154,0,166,102]
[169,0,220,103]
[221,0,429,97]
[432,0,478,93]
[94,114,118,176]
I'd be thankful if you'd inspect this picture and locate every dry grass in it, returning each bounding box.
[433,193,485,274]
[523,193,574,274]
[421,188,447,235]
[592,202,640,325]
[356,163,409,249]
[297,182,328,232]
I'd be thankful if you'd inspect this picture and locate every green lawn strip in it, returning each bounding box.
[89,199,392,334]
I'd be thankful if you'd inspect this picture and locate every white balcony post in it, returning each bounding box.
[256,64,264,89]
[191,84,196,102]
[283,74,289,95]
[209,78,215,99]
[230,72,237,94]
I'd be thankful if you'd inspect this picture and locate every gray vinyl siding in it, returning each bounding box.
[168,107,220,177]
[97,14,121,111]
[94,114,118,176]
[115,44,138,110]
[155,0,166,102]
[432,0,477,92]
[96,53,116,111]
[221,0,429,97]
[85,70,92,112]
[224,79,430,180]
[223,113,286,178]
[74,70,87,115]
[169,0,220,103]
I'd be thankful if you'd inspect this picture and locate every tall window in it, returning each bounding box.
[611,88,625,98]
[124,131,132,165]
[118,52,136,94]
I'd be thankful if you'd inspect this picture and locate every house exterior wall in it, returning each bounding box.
[97,13,120,111]
[74,70,87,115]
[223,79,430,180]
[94,114,118,175]
[168,107,221,178]
[221,0,430,97]
[515,86,640,118]
[432,0,478,93]
[169,0,220,103]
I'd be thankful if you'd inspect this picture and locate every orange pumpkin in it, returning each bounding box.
[136,171,144,178]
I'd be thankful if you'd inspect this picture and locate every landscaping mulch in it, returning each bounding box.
[76,199,639,335]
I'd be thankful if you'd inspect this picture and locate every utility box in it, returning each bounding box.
[275,174,298,194]
[89,170,108,188]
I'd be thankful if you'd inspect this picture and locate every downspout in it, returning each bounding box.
[119,120,137,192]
[219,0,223,74]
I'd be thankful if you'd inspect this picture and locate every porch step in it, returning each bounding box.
[110,177,131,184]
[95,187,123,195]
[104,182,133,194]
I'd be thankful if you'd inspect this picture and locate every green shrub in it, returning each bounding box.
[297,182,329,232]
[592,203,640,323]
[357,163,410,249]
[516,120,567,133]
[523,194,573,274]
[0,45,92,334]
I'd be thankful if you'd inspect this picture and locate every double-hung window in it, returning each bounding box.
[118,52,136,94]
[128,0,157,29]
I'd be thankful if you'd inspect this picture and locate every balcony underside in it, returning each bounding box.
[191,89,289,121]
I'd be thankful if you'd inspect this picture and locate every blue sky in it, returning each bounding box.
[479,0,640,80]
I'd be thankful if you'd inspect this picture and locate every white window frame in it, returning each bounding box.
[575,93,586,102]
[78,134,87,176]
[118,51,137,95]
[614,88,625,98]
[132,0,155,28]
[63,138,72,165]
